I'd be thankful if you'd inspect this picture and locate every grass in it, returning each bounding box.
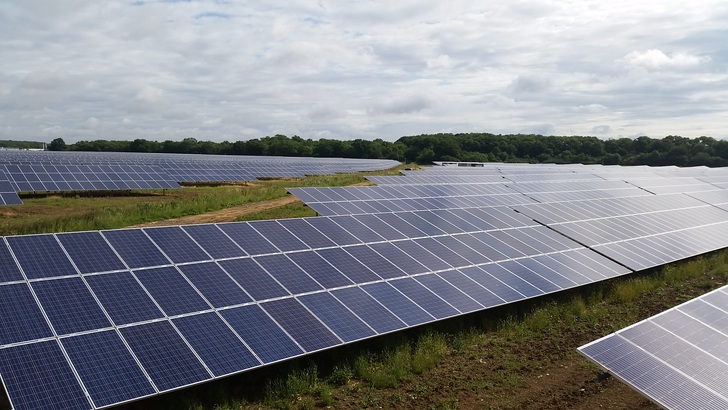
[0,165,413,236]
[161,249,728,410]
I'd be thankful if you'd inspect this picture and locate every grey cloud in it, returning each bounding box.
[592,125,611,134]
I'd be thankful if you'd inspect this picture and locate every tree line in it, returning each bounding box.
[47,133,728,167]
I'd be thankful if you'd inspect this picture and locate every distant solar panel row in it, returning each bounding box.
[0,170,22,205]
[0,207,630,410]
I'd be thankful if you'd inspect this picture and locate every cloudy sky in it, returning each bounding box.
[1,1,727,143]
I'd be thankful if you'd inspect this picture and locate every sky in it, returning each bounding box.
[1,1,727,143]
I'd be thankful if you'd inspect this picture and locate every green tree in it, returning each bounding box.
[48,138,67,151]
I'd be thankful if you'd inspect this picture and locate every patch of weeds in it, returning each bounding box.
[412,332,448,374]
[612,277,657,303]
[328,364,354,386]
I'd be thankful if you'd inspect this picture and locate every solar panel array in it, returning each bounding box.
[2,162,728,410]
[579,285,728,409]
[0,151,399,206]
[0,171,22,205]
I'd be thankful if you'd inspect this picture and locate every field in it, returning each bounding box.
[1,167,726,410]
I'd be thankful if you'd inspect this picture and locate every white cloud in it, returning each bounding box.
[0,0,727,143]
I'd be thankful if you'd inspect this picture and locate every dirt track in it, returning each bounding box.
[130,196,301,228]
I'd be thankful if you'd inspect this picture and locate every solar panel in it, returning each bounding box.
[579,285,728,410]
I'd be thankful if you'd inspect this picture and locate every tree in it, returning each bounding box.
[48,138,66,151]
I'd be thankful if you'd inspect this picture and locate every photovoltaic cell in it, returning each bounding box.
[369,242,430,275]
[217,222,279,256]
[144,227,211,264]
[415,274,482,313]
[262,298,342,352]
[315,248,381,283]
[120,321,211,392]
[31,277,112,335]
[57,231,126,274]
[0,284,53,345]
[250,220,308,252]
[102,229,170,269]
[172,312,260,376]
[297,292,376,342]
[278,219,336,249]
[388,278,459,319]
[361,282,433,326]
[437,269,505,308]
[218,258,289,300]
[133,266,211,316]
[0,340,90,410]
[84,272,164,325]
[254,254,323,294]
[178,262,252,308]
[61,330,156,408]
[6,234,78,279]
[344,245,405,279]
[331,287,405,333]
[0,241,23,283]
[286,252,353,288]
[220,304,304,363]
[181,224,247,259]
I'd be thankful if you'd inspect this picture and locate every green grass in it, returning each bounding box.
[235,203,317,221]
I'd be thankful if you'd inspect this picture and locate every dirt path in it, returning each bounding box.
[130,196,301,228]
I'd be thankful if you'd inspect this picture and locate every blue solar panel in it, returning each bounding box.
[0,240,23,283]
[262,298,341,352]
[0,340,90,410]
[305,217,361,246]
[133,267,211,316]
[102,229,170,269]
[172,312,260,376]
[287,252,353,288]
[0,284,53,345]
[361,282,433,326]
[57,231,126,274]
[343,245,405,279]
[120,321,211,392]
[278,219,336,249]
[31,277,112,335]
[330,215,388,242]
[84,272,164,325]
[459,266,525,302]
[177,262,252,307]
[249,220,309,252]
[61,330,156,408]
[181,224,247,259]
[254,254,323,294]
[373,213,427,238]
[297,292,376,342]
[453,233,508,261]
[368,242,430,275]
[217,258,289,300]
[144,227,211,264]
[352,214,409,240]
[314,248,381,283]
[437,269,505,308]
[388,278,459,319]
[217,222,279,256]
[331,287,406,334]
[6,234,78,279]
[220,304,304,363]
[415,274,482,313]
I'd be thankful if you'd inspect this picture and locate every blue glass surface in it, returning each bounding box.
[254,254,323,294]
[7,234,78,279]
[315,248,381,283]
[120,321,211,392]
[414,237,472,268]
[297,292,376,342]
[250,220,309,252]
[218,258,289,300]
[416,274,482,313]
[388,278,459,319]
[344,245,405,279]
[433,235,490,265]
[391,240,451,272]
[331,286,405,333]
[287,252,353,288]
[57,231,126,274]
[470,232,524,259]
[262,298,341,352]
[0,284,53,345]
[102,229,172,269]
[0,340,90,410]
[85,271,164,325]
[144,226,211,264]
[134,266,211,316]
[62,330,155,408]
[220,304,304,363]
[306,217,361,246]
[173,312,261,376]
[362,282,433,326]
[178,262,252,308]
[437,270,505,308]
[454,234,508,262]
[369,242,430,275]
[330,215,388,242]
[32,277,112,335]
[278,219,336,249]
[0,241,23,283]
[182,224,247,259]
[350,214,407,240]
[373,213,427,237]
[459,266,525,302]
[217,222,280,256]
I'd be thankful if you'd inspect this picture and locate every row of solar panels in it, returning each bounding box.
[2,163,728,409]
[0,152,399,205]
